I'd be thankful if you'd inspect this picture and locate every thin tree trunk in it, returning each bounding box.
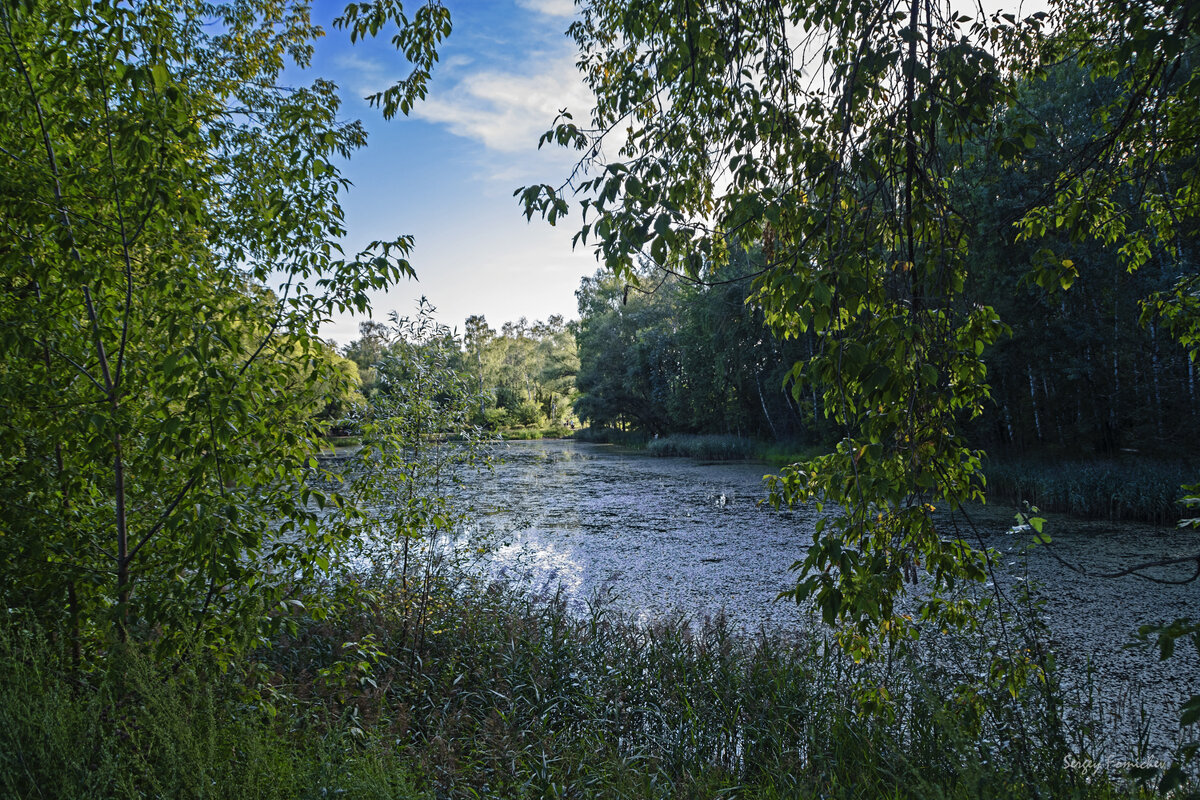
[756,372,779,440]
[1028,365,1043,442]
[1150,321,1163,437]
[1189,357,1195,408]
[1112,297,1120,427]
[84,287,128,639]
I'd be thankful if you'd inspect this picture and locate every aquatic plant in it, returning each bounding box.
[985,460,1197,525]
[645,434,759,460]
[571,426,651,447]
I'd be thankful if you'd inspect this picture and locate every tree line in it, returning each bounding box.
[338,309,579,433]
[565,55,1200,461]
[0,0,450,653]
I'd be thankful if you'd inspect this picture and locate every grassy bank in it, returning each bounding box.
[3,575,1180,800]
[497,425,574,440]
[985,459,1197,525]
[645,433,759,460]
[570,425,651,447]
[0,625,424,799]
[322,434,363,449]
[321,426,577,450]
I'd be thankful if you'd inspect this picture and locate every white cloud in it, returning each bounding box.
[334,53,383,73]
[413,54,591,152]
[442,54,475,71]
[515,0,577,17]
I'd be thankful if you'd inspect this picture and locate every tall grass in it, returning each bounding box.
[986,459,1197,525]
[571,426,650,447]
[643,433,826,463]
[571,429,828,463]
[0,623,426,799]
[645,433,758,460]
[258,575,1159,799]
[499,425,574,440]
[3,572,1175,799]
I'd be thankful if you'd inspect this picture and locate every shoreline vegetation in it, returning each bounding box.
[0,572,1165,800]
[565,429,1198,526]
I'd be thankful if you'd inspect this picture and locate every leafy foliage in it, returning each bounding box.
[340,300,491,605]
[573,256,821,439]
[346,311,580,431]
[521,0,1048,644]
[521,3,1200,750]
[0,0,449,655]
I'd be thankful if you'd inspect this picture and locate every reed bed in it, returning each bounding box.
[0,625,423,799]
[257,576,1162,799]
[645,434,759,461]
[985,460,1197,525]
[571,426,651,447]
[498,425,575,440]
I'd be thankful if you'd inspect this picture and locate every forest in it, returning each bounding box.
[1,0,1198,798]
[556,59,1200,462]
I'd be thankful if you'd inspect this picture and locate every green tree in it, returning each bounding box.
[0,0,450,656]
[343,319,393,399]
[346,301,488,646]
[522,0,1199,655]
[464,313,497,418]
[572,253,816,440]
[458,312,579,430]
[525,0,1024,648]
[961,59,1199,457]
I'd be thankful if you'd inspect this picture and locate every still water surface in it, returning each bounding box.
[462,438,1199,756]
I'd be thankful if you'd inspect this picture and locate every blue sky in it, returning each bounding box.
[299,0,1044,346]
[301,0,596,346]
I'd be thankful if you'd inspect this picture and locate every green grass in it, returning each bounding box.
[985,459,1198,525]
[645,433,826,464]
[254,574,1167,799]
[755,440,830,466]
[645,433,759,460]
[0,624,427,799]
[570,425,651,447]
[498,425,574,440]
[572,428,828,463]
[322,434,362,449]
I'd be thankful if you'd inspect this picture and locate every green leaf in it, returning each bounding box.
[1182,695,1200,727]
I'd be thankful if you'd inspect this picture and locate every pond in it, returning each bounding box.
[460,438,1199,759]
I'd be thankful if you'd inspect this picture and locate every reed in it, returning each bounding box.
[498,425,575,440]
[985,459,1197,525]
[0,623,425,799]
[645,433,759,460]
[571,426,651,447]
[258,575,1162,799]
